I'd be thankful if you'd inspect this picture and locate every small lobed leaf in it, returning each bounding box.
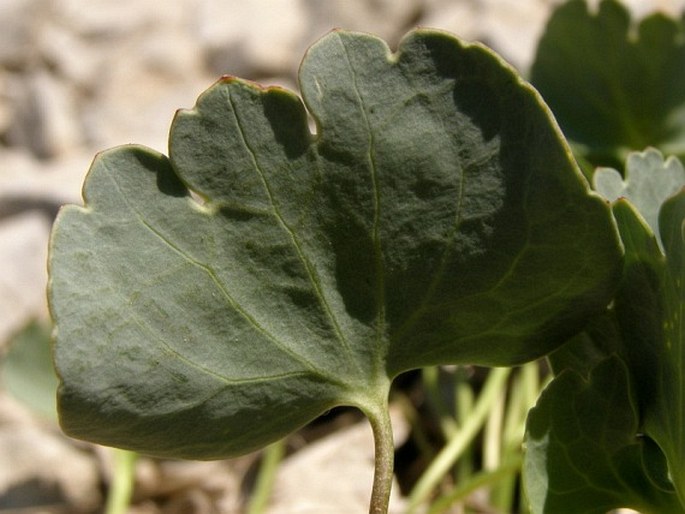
[48,29,622,460]
[594,147,685,245]
[616,191,685,505]
[610,190,685,505]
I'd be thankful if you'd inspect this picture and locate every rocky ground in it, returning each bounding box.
[1,0,683,513]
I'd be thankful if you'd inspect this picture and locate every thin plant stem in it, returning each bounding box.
[502,368,526,447]
[365,400,395,514]
[483,383,505,471]
[407,367,511,513]
[246,439,286,514]
[104,449,138,514]
[422,367,458,438]
[454,371,475,481]
[426,454,523,514]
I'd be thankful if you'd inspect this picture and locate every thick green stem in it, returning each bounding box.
[363,397,395,514]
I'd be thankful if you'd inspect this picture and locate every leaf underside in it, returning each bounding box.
[49,29,621,459]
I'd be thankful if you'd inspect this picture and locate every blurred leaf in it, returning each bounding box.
[531,0,685,167]
[1,320,58,420]
[592,143,685,500]
[526,150,685,512]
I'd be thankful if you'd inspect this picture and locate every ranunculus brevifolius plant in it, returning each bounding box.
[47,2,685,512]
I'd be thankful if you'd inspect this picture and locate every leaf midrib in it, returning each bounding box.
[224,86,363,377]
[338,34,387,379]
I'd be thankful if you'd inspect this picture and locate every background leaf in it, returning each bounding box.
[598,148,685,503]
[524,356,682,514]
[547,311,621,378]
[525,150,685,512]
[1,320,58,420]
[612,192,685,505]
[49,29,622,460]
[531,0,685,168]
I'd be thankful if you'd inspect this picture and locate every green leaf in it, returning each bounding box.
[531,0,685,167]
[547,310,621,378]
[612,191,685,504]
[526,150,685,513]
[1,320,58,420]
[524,356,683,514]
[594,147,685,245]
[48,29,622,460]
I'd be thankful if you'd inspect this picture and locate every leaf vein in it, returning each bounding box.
[223,86,362,374]
[338,36,387,372]
[102,165,326,377]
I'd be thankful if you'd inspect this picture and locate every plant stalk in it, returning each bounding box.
[246,439,286,514]
[364,398,395,514]
[407,367,511,513]
[104,449,138,514]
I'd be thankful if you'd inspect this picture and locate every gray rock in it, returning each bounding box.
[4,69,83,159]
[302,0,422,48]
[0,0,45,69]
[421,0,553,72]
[55,0,191,39]
[0,212,51,347]
[37,21,101,88]
[197,0,308,79]
[0,71,12,138]
[0,149,87,208]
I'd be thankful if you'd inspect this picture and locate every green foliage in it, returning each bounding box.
[524,3,685,510]
[531,0,685,168]
[524,149,685,513]
[48,2,685,511]
[48,27,622,513]
[525,355,682,514]
[1,320,58,419]
[613,190,685,506]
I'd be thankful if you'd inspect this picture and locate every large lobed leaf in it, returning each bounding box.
[531,0,685,168]
[48,29,621,459]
